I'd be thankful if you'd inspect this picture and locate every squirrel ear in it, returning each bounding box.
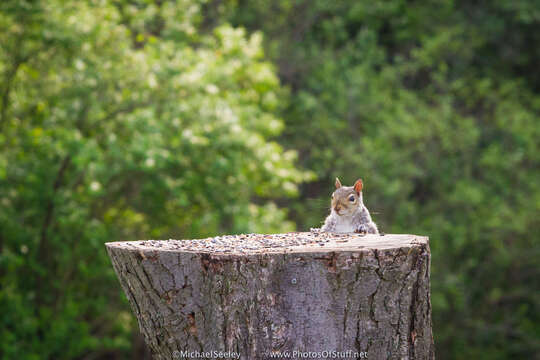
[335,177,342,189]
[354,179,363,194]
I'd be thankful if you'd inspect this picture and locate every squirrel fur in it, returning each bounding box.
[321,177,378,234]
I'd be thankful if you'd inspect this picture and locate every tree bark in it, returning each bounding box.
[106,233,434,360]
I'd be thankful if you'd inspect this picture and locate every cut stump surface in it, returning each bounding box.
[106,232,434,360]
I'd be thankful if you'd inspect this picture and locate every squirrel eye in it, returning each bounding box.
[348,195,355,202]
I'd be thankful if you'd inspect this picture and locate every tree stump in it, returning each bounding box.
[106,232,434,360]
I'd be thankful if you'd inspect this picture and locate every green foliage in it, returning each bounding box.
[1,0,539,359]
[0,0,308,358]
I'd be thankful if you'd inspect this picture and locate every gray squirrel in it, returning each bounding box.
[321,177,379,234]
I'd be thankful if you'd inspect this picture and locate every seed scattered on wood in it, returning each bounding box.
[128,228,385,255]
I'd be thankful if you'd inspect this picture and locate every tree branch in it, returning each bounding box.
[38,155,72,254]
[35,155,72,309]
[0,56,23,130]
[0,41,43,130]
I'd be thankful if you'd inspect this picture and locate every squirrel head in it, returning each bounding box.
[331,178,364,216]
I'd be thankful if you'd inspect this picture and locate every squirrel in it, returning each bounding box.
[320,177,379,234]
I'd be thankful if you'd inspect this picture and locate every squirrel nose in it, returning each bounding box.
[335,205,341,212]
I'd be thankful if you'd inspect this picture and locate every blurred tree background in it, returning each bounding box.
[0,0,538,359]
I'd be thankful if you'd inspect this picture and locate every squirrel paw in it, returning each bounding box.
[355,224,369,235]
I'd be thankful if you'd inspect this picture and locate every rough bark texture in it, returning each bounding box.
[106,233,434,360]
